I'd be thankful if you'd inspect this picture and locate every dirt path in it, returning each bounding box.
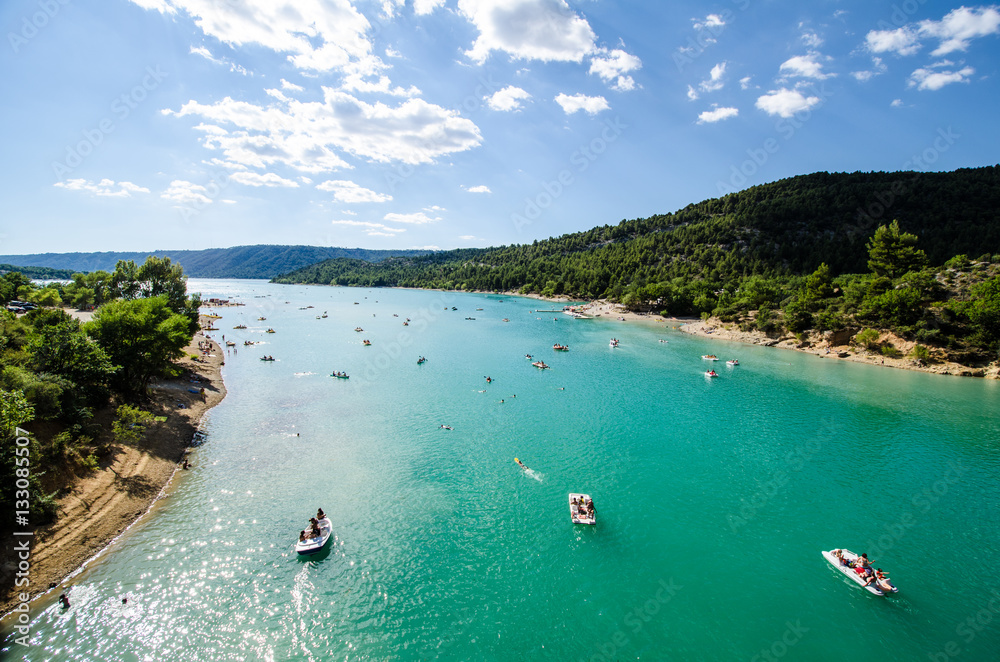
[0,326,227,616]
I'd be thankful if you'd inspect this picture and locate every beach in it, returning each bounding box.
[0,327,226,616]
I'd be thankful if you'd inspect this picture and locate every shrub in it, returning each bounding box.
[855,328,880,349]
[912,344,931,361]
[881,345,903,359]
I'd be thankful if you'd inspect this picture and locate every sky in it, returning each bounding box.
[1,0,998,254]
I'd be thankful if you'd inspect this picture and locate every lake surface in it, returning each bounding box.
[4,280,1000,661]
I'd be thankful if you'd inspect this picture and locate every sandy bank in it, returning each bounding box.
[0,326,226,616]
[678,318,1000,379]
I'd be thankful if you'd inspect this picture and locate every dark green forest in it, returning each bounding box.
[276,166,1000,362]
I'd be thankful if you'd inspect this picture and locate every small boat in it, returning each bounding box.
[355,327,364,332]
[296,517,333,555]
[609,338,620,347]
[354,302,359,305]
[403,321,409,326]
[258,317,267,321]
[362,340,371,346]
[532,361,550,369]
[451,307,458,311]
[569,493,596,525]
[260,356,275,361]
[465,317,476,320]
[553,344,569,351]
[233,324,247,329]
[266,328,276,334]
[330,372,349,379]
[244,340,257,346]
[203,313,222,319]
[225,341,236,347]
[321,314,328,318]
[417,357,427,364]
[705,370,718,377]
[525,354,532,360]
[727,359,739,366]
[502,318,509,322]
[476,308,484,311]
[702,355,719,361]
[821,549,893,596]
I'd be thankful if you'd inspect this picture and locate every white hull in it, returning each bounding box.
[296,517,333,555]
[821,550,886,596]
[569,493,596,525]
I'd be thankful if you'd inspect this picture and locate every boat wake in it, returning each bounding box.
[524,469,543,482]
[294,372,315,377]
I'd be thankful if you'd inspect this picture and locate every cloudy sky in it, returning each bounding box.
[1,0,998,254]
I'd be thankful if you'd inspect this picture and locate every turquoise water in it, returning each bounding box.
[4,280,1000,661]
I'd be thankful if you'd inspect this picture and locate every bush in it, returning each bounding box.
[912,344,931,361]
[855,328,880,349]
[881,344,903,359]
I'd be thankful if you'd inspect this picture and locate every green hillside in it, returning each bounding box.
[0,245,432,279]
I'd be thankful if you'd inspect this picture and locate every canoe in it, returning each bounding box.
[295,517,333,555]
[821,549,886,596]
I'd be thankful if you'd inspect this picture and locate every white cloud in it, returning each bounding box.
[693,14,725,31]
[458,0,597,63]
[131,0,381,74]
[229,171,299,187]
[189,44,250,75]
[755,88,822,117]
[698,61,727,93]
[486,86,532,111]
[280,79,304,92]
[909,64,975,90]
[465,185,492,193]
[161,180,211,205]
[865,26,921,55]
[331,219,404,236]
[851,57,887,82]
[317,179,392,203]
[779,53,833,80]
[865,7,1000,58]
[554,92,609,115]
[165,87,482,171]
[919,6,1000,56]
[413,0,446,15]
[697,106,739,124]
[589,48,642,91]
[801,31,823,47]
[54,178,150,197]
[384,211,440,225]
[739,76,753,90]
[340,73,421,97]
[686,85,699,101]
[891,98,904,107]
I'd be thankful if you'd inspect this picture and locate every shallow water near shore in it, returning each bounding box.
[4,280,1000,661]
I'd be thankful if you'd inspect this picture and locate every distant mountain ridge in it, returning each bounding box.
[0,245,433,279]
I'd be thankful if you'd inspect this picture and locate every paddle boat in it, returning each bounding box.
[465,317,476,320]
[609,338,620,347]
[525,354,533,360]
[225,341,236,347]
[727,359,739,366]
[244,340,257,346]
[705,370,718,377]
[821,549,895,596]
[417,356,427,364]
[266,328,276,334]
[440,424,453,430]
[532,361,550,369]
[702,354,719,361]
[233,324,247,329]
[362,339,371,346]
[403,321,409,326]
[260,356,275,361]
[553,344,569,351]
[355,327,364,332]
[296,516,333,555]
[330,372,349,379]
[502,318,509,322]
[569,493,596,525]
[476,308,484,311]
[258,316,267,321]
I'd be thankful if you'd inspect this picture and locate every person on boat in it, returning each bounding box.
[858,553,871,568]
[317,508,326,520]
[299,530,308,542]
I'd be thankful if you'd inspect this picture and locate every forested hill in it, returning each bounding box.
[0,245,432,279]
[275,166,1000,299]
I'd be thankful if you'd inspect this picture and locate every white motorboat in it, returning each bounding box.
[821,549,893,596]
[569,493,596,525]
[296,517,333,555]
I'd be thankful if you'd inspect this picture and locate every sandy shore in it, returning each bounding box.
[0,326,226,616]
[678,318,1000,379]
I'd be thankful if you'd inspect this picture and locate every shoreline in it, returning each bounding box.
[0,326,227,617]
[677,318,1000,379]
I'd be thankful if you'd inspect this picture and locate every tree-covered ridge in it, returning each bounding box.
[276,166,1000,298]
[0,245,434,279]
[0,264,75,280]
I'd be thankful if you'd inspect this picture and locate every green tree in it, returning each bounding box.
[85,296,194,397]
[966,276,1000,352]
[867,220,928,279]
[112,404,156,446]
[802,263,833,305]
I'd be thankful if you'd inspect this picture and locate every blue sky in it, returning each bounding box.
[1,0,998,254]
